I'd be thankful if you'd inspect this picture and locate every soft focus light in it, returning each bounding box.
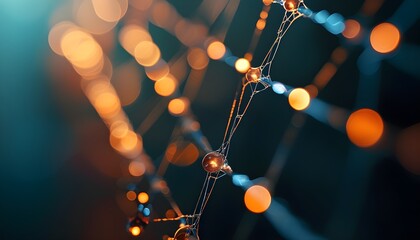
[126,191,137,201]
[145,59,170,81]
[128,161,146,177]
[235,58,251,73]
[130,226,141,236]
[272,82,287,95]
[93,92,121,118]
[263,0,273,6]
[154,75,177,96]
[134,41,161,67]
[396,123,420,175]
[60,29,103,70]
[288,88,310,111]
[110,121,129,138]
[168,98,189,116]
[207,41,226,60]
[256,19,266,30]
[75,0,118,34]
[244,185,271,213]
[120,131,139,151]
[49,21,77,56]
[370,23,400,54]
[119,25,152,55]
[346,108,384,147]
[138,192,149,204]
[342,19,361,39]
[187,48,209,70]
[91,0,127,23]
[130,0,153,10]
[165,142,200,166]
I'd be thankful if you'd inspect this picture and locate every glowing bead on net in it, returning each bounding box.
[126,215,148,237]
[202,151,225,173]
[245,67,261,83]
[283,0,299,12]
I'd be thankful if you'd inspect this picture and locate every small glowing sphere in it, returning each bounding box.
[207,41,226,60]
[245,67,261,83]
[235,58,251,73]
[283,0,299,12]
[128,161,146,177]
[154,75,177,96]
[342,19,361,39]
[134,41,161,67]
[126,191,137,201]
[262,0,273,6]
[346,108,384,148]
[168,98,189,116]
[138,192,149,204]
[288,88,310,110]
[130,226,141,236]
[244,185,271,213]
[370,23,400,54]
[202,151,225,173]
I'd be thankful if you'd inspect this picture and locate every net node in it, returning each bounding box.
[283,0,300,12]
[245,67,262,83]
[172,226,198,240]
[202,151,226,173]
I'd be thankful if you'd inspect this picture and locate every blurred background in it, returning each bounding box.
[0,0,419,239]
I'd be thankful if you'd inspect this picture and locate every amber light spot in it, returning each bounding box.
[187,48,209,70]
[126,191,137,201]
[346,108,384,148]
[342,19,361,39]
[165,142,200,166]
[154,75,177,96]
[244,185,271,213]
[128,161,146,177]
[256,19,266,30]
[168,98,189,116]
[138,192,149,204]
[207,41,226,60]
[130,226,141,236]
[288,88,310,111]
[235,58,251,73]
[119,24,152,55]
[262,0,273,6]
[370,23,400,54]
[134,41,161,67]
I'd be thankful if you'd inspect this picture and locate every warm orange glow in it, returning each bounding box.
[134,41,161,67]
[49,21,77,56]
[75,0,118,34]
[263,0,273,6]
[130,226,141,236]
[235,58,251,73]
[288,88,310,111]
[92,0,128,23]
[165,209,176,219]
[126,191,137,201]
[284,0,298,11]
[168,98,189,116]
[207,41,226,60]
[128,161,146,177]
[244,185,271,213]
[130,0,153,11]
[175,21,208,47]
[138,192,149,204]
[260,11,268,19]
[119,25,152,55]
[305,84,319,98]
[187,48,209,70]
[113,63,142,106]
[110,121,129,138]
[150,1,177,29]
[120,131,139,151]
[61,29,104,70]
[93,92,121,118]
[331,47,348,65]
[165,142,200,166]
[342,19,361,39]
[145,59,170,81]
[314,63,337,89]
[370,23,400,54]
[154,75,177,96]
[256,19,266,30]
[396,123,420,175]
[346,108,384,147]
